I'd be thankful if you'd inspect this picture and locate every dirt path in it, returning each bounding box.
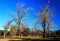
[0,39,22,41]
[0,39,8,41]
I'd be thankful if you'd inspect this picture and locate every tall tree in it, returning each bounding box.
[8,3,33,36]
[36,0,55,39]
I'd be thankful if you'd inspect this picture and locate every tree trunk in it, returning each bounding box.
[47,23,50,36]
[43,22,46,39]
[47,25,49,36]
[4,32,6,38]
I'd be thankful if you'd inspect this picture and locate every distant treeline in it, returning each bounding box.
[0,28,60,37]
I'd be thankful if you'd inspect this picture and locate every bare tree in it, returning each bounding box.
[36,0,55,39]
[8,3,33,36]
[33,19,38,36]
[3,20,12,38]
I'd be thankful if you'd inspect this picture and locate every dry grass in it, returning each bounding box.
[0,36,59,41]
[0,36,43,41]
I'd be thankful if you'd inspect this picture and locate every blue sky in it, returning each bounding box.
[0,0,60,31]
